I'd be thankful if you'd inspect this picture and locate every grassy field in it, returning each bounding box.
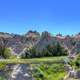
[0,56,66,64]
[0,56,67,80]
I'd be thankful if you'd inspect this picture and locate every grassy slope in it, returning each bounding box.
[0,56,66,80]
[0,56,66,64]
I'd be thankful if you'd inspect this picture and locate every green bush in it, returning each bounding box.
[3,48,12,59]
[32,63,66,80]
[0,62,6,70]
[46,42,68,56]
[75,54,80,68]
[23,42,68,58]
[0,77,5,80]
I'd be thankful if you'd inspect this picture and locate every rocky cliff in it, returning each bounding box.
[0,31,80,56]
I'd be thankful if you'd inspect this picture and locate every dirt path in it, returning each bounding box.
[8,64,33,80]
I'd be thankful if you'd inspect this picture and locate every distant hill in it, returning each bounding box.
[0,31,80,56]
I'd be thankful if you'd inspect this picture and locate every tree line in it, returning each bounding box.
[22,42,68,58]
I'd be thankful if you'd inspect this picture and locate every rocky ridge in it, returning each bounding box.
[0,31,80,56]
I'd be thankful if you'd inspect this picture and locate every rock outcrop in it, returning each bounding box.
[0,31,80,56]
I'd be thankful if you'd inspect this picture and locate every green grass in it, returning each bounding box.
[0,56,67,80]
[0,77,5,80]
[0,56,66,64]
[32,63,66,80]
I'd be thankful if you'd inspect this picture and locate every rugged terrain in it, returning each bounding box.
[0,31,80,57]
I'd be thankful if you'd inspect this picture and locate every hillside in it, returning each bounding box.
[0,31,80,57]
[0,31,80,80]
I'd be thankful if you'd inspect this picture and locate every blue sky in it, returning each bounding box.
[0,0,80,35]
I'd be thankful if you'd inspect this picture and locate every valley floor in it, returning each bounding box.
[0,56,66,80]
[0,56,79,80]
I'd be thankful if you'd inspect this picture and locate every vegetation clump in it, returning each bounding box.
[32,63,66,80]
[22,42,68,58]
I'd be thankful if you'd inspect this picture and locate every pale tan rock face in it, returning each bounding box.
[0,31,80,56]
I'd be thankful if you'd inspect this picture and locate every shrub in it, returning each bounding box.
[3,48,12,59]
[23,42,68,58]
